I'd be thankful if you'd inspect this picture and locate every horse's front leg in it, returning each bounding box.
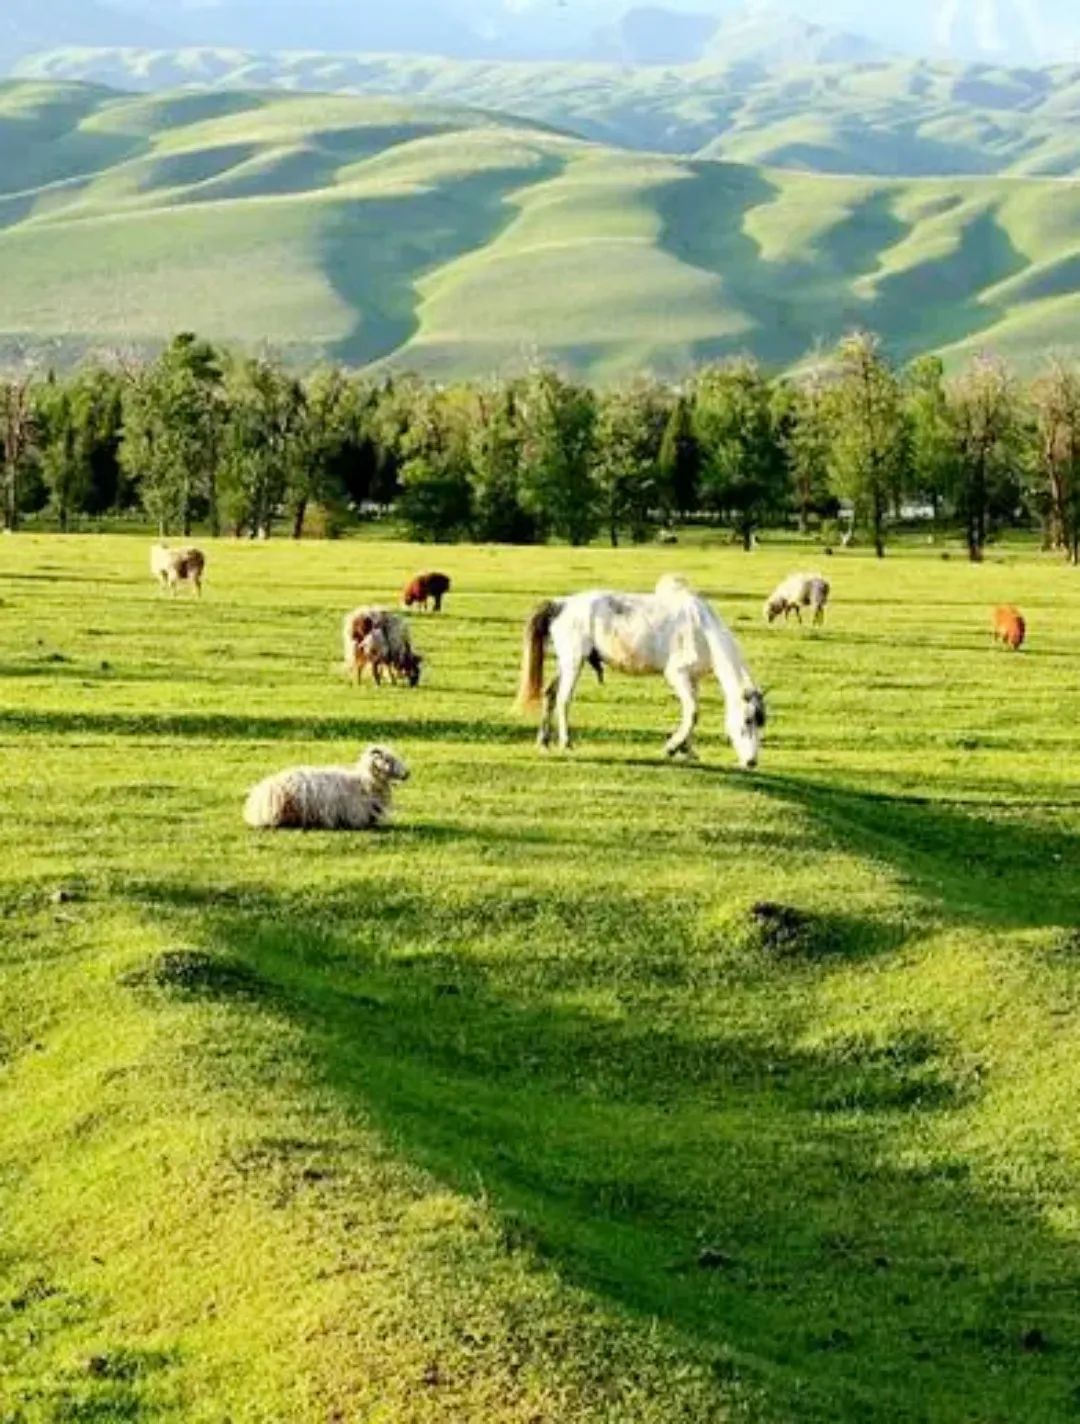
[664,667,699,758]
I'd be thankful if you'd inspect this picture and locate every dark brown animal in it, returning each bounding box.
[992,605,1026,651]
[403,572,451,613]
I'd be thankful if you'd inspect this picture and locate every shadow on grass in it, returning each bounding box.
[747,772,1080,930]
[121,873,1080,1422]
[0,706,685,750]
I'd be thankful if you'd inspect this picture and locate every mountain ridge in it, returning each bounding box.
[2,80,1080,380]
[18,48,1080,178]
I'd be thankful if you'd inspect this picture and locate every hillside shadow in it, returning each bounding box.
[652,160,788,364]
[126,878,1080,1422]
[866,209,1028,358]
[322,153,567,366]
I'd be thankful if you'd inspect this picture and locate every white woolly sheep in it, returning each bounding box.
[764,572,830,626]
[243,745,409,831]
[151,543,205,596]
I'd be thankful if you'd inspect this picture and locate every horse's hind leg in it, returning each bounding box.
[664,667,699,758]
[558,663,584,757]
[538,675,558,748]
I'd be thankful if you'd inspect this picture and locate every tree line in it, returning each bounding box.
[3,331,1080,562]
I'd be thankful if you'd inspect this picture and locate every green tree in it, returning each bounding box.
[120,334,224,535]
[468,381,536,543]
[828,333,906,558]
[35,367,127,529]
[945,356,1023,563]
[692,361,786,550]
[397,385,474,542]
[219,355,304,539]
[1,372,37,532]
[35,378,87,531]
[289,367,356,538]
[904,354,957,524]
[1032,361,1080,564]
[658,393,701,519]
[517,368,598,546]
[592,381,669,546]
[776,374,835,532]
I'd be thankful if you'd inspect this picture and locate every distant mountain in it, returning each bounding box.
[700,10,888,66]
[589,7,890,65]
[21,48,1080,178]
[591,8,723,65]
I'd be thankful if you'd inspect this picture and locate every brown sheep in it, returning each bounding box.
[992,605,1026,651]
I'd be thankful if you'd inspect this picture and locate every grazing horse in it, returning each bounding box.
[516,575,766,767]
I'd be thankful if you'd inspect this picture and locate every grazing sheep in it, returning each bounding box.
[764,572,830,626]
[403,571,451,613]
[992,605,1026,651]
[243,745,409,830]
[151,543,205,596]
[343,606,423,686]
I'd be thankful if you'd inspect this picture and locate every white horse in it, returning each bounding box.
[516,575,766,767]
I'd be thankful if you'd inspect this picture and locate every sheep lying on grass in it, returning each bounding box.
[243,745,409,830]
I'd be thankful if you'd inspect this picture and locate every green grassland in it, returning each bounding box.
[3,533,1080,1421]
[4,81,1080,377]
[20,49,1080,177]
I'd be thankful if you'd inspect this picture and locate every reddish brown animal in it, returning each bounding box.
[403,571,451,613]
[992,605,1026,651]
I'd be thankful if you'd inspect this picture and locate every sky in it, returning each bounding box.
[14,0,1080,66]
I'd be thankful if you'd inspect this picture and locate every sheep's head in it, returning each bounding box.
[359,745,410,789]
[401,650,423,687]
[764,598,782,624]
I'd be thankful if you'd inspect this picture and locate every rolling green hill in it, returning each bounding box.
[3,80,1080,377]
[19,48,1080,177]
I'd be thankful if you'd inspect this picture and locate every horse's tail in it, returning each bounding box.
[516,600,562,710]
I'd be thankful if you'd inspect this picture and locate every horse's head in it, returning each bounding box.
[727,687,766,769]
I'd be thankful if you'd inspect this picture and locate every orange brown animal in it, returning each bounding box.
[992,605,1026,651]
[403,571,451,613]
